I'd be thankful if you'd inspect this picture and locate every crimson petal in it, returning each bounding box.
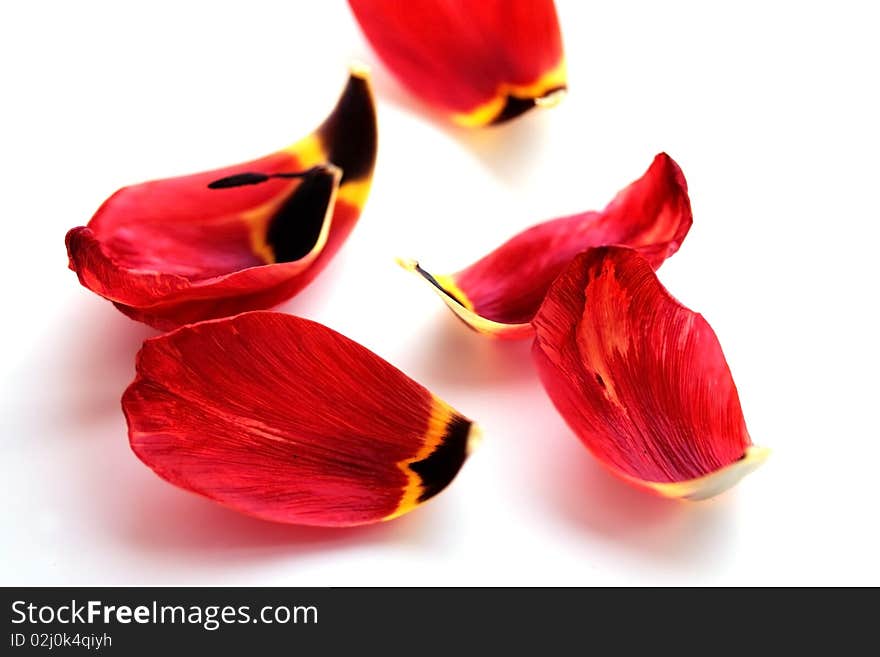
[403,153,692,338]
[122,312,480,526]
[348,0,566,126]
[532,247,767,500]
[66,69,377,330]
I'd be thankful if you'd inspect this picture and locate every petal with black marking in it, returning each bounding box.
[66,68,377,330]
[348,0,566,126]
[123,312,480,526]
[403,154,692,338]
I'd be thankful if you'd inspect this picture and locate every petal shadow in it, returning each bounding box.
[413,311,536,386]
[366,52,555,188]
[533,429,737,568]
[49,296,157,430]
[108,471,449,562]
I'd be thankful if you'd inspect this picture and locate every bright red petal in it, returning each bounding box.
[122,312,479,526]
[532,247,767,500]
[404,154,692,338]
[348,0,566,126]
[66,71,377,330]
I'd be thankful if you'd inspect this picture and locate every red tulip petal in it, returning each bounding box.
[122,312,480,526]
[533,247,767,500]
[404,153,692,338]
[348,0,566,126]
[66,69,377,330]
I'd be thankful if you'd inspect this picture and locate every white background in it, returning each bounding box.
[2,0,878,585]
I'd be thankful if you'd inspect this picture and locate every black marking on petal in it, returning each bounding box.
[208,169,322,190]
[492,96,537,125]
[410,416,472,503]
[317,74,377,184]
[413,263,467,307]
[265,169,335,263]
[491,85,567,125]
[208,172,272,189]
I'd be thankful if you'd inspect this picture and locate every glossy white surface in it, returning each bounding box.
[2,0,878,585]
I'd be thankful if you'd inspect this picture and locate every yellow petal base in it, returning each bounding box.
[626,446,771,501]
[451,58,568,127]
[383,398,482,522]
[397,258,531,338]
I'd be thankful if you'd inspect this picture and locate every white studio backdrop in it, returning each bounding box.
[1,0,878,585]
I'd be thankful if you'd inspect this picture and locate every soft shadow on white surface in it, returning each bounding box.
[54,300,157,426]
[414,314,536,386]
[111,481,442,561]
[532,432,736,568]
[444,116,555,188]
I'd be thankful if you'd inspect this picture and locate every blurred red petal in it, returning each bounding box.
[348,0,565,126]
[405,153,692,338]
[123,312,480,526]
[66,70,377,330]
[532,247,767,500]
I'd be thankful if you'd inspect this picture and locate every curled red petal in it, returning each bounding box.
[66,70,377,330]
[122,312,480,526]
[348,0,566,126]
[404,153,692,338]
[532,247,767,500]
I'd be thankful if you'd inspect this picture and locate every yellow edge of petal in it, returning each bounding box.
[283,65,375,211]
[383,398,482,522]
[451,57,568,127]
[281,63,374,165]
[347,60,371,79]
[284,133,325,169]
[337,178,372,210]
[633,446,771,501]
[396,258,529,338]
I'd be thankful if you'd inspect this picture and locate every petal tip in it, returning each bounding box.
[348,60,372,79]
[400,259,532,339]
[383,412,479,522]
[318,161,344,179]
[466,422,483,456]
[640,446,770,502]
[64,225,86,271]
[534,87,567,109]
[395,256,419,273]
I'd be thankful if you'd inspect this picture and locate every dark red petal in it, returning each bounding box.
[122,312,480,526]
[404,153,692,338]
[532,247,767,500]
[66,70,377,330]
[348,0,566,126]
